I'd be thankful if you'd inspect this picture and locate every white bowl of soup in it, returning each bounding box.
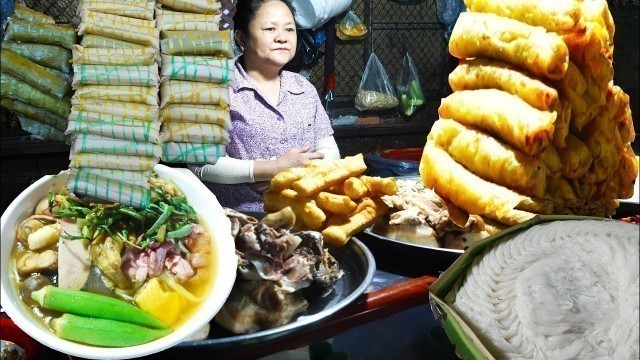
[0,165,238,359]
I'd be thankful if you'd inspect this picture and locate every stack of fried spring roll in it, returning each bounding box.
[0,4,75,143]
[64,2,161,208]
[419,0,637,227]
[156,1,236,165]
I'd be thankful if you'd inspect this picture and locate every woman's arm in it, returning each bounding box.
[315,135,341,161]
[190,145,326,184]
[189,157,255,184]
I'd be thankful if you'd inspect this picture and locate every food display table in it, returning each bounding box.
[6,269,453,360]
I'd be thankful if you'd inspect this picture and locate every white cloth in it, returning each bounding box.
[190,135,340,184]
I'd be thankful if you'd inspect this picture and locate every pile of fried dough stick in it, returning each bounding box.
[264,154,398,246]
[420,0,638,226]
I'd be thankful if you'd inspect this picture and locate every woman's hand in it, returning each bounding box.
[254,145,324,181]
[275,145,324,173]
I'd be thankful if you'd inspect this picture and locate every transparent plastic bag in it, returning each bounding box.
[355,52,398,111]
[396,53,425,117]
[336,10,367,40]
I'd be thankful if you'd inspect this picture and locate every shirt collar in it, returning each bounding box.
[234,57,306,95]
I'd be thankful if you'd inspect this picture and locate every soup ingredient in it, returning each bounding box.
[134,278,184,326]
[19,275,52,307]
[16,250,58,276]
[51,314,172,347]
[57,238,90,290]
[34,196,51,216]
[27,223,61,250]
[31,285,168,329]
[16,215,57,245]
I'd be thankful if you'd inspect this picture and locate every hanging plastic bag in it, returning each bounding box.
[396,53,425,117]
[336,10,367,40]
[355,52,398,111]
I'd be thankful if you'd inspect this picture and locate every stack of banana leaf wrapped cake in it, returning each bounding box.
[156,0,235,165]
[1,4,75,142]
[65,0,161,208]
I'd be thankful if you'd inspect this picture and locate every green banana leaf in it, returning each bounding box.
[4,18,76,50]
[1,98,67,131]
[1,48,70,98]
[0,73,71,117]
[17,115,70,144]
[13,3,55,24]
[2,41,72,73]
[160,30,234,57]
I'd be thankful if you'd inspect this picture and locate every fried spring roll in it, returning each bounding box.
[464,0,584,33]
[582,0,615,49]
[558,135,593,180]
[438,89,556,156]
[429,119,546,197]
[449,59,558,111]
[552,99,571,149]
[581,132,618,183]
[617,144,639,200]
[449,12,569,80]
[562,23,613,86]
[540,146,564,179]
[546,177,577,199]
[420,143,526,220]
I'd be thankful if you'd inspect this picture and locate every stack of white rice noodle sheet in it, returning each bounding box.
[0,4,76,142]
[156,0,235,165]
[64,2,161,208]
[420,0,638,225]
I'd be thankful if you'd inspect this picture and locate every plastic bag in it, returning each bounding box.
[396,53,425,117]
[355,53,398,111]
[337,10,367,40]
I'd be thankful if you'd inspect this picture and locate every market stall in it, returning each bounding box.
[1,0,639,359]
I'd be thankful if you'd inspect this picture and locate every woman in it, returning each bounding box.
[190,0,341,212]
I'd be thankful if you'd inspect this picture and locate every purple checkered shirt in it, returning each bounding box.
[204,59,334,212]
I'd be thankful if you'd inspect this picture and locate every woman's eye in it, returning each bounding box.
[264,27,275,31]
[286,28,295,32]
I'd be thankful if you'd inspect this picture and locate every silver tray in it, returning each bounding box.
[174,236,376,351]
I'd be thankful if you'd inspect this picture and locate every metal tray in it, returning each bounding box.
[358,227,463,277]
[174,236,376,351]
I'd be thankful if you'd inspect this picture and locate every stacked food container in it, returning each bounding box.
[1,4,75,142]
[65,0,161,208]
[156,0,235,165]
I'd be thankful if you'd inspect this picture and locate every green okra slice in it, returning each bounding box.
[31,285,168,329]
[52,313,172,347]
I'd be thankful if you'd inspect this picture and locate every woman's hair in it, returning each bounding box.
[233,0,296,38]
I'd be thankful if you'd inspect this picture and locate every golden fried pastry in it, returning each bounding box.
[315,192,357,215]
[449,58,559,111]
[438,89,556,156]
[420,143,525,220]
[449,12,569,80]
[429,119,546,197]
[464,0,584,33]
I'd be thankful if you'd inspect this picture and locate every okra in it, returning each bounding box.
[31,285,168,329]
[52,313,172,347]
[167,224,192,239]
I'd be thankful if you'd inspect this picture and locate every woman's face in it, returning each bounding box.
[240,1,297,69]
